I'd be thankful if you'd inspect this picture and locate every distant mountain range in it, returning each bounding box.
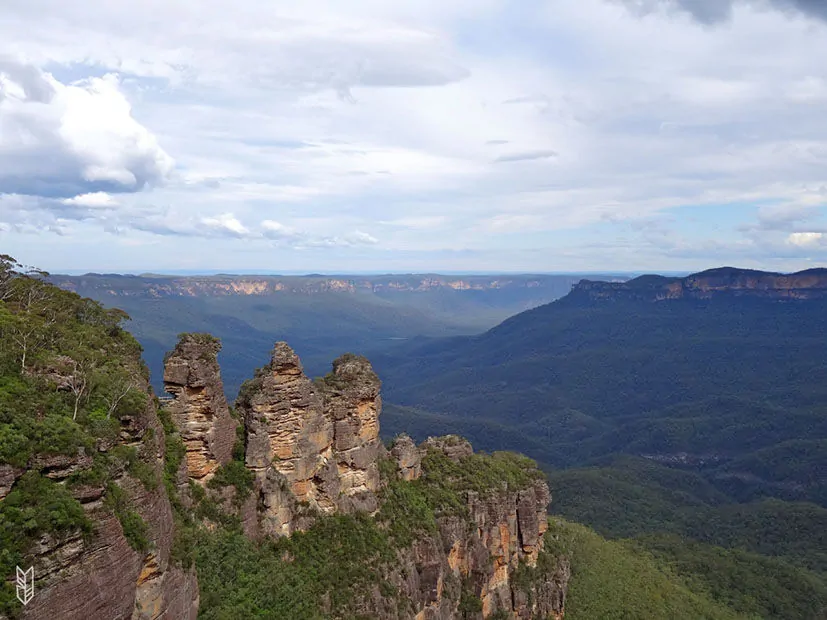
[49,272,624,397]
[52,272,630,297]
[574,266,827,302]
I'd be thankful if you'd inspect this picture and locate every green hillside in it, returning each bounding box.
[548,519,739,620]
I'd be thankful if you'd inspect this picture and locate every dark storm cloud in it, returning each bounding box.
[621,0,827,23]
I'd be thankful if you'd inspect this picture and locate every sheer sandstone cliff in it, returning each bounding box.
[175,341,570,619]
[574,267,827,302]
[17,378,199,620]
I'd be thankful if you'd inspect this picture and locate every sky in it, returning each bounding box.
[1,0,826,274]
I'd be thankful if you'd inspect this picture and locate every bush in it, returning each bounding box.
[208,461,254,504]
[105,483,150,553]
[0,472,92,617]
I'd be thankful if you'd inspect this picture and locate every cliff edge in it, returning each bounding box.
[572,267,827,302]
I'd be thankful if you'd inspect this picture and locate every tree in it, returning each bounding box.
[0,254,21,302]
[2,278,58,371]
[65,357,95,421]
[101,374,140,419]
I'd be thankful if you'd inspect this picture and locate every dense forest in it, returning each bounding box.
[373,269,827,618]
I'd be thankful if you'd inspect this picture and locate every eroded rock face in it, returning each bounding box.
[390,434,422,482]
[321,353,382,514]
[163,334,236,483]
[241,343,333,509]
[20,390,198,620]
[421,435,473,462]
[394,440,565,620]
[0,463,22,500]
[237,344,383,531]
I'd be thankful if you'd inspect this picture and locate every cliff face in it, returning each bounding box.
[236,344,382,534]
[574,267,827,303]
[386,436,567,620]
[157,339,568,619]
[162,334,237,483]
[53,274,572,298]
[18,382,199,620]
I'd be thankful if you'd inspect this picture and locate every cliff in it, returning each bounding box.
[158,340,568,619]
[572,267,827,303]
[51,274,585,298]
[0,271,198,619]
[384,436,568,620]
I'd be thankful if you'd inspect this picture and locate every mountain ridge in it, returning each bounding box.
[51,273,628,298]
[572,266,827,303]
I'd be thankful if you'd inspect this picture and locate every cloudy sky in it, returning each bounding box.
[1,0,826,273]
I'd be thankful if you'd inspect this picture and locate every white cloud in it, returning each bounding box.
[1,0,826,272]
[201,213,249,237]
[61,192,118,208]
[0,58,173,198]
[347,230,379,245]
[788,232,825,247]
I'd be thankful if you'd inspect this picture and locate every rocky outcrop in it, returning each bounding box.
[20,386,198,620]
[237,344,382,534]
[421,435,474,461]
[387,439,566,620]
[390,434,422,482]
[574,267,827,303]
[321,353,383,514]
[162,334,236,483]
[227,343,567,618]
[0,464,22,500]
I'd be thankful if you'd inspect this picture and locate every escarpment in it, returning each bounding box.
[384,436,567,620]
[0,329,199,618]
[14,392,200,620]
[158,339,569,619]
[2,275,566,620]
[574,267,827,303]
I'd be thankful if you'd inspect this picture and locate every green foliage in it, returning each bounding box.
[458,580,483,615]
[546,519,741,620]
[633,534,827,620]
[550,458,827,574]
[104,483,150,553]
[418,448,543,516]
[207,460,254,504]
[0,472,92,617]
[376,476,437,547]
[231,424,245,461]
[195,515,398,620]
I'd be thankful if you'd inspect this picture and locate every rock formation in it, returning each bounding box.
[390,434,422,481]
[574,267,827,303]
[226,341,567,618]
[387,436,567,620]
[6,327,564,620]
[162,334,237,483]
[236,344,382,534]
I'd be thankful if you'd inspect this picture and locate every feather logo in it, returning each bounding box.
[16,566,34,605]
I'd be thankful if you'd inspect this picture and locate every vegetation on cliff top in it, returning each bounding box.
[176,441,559,619]
[0,256,156,616]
